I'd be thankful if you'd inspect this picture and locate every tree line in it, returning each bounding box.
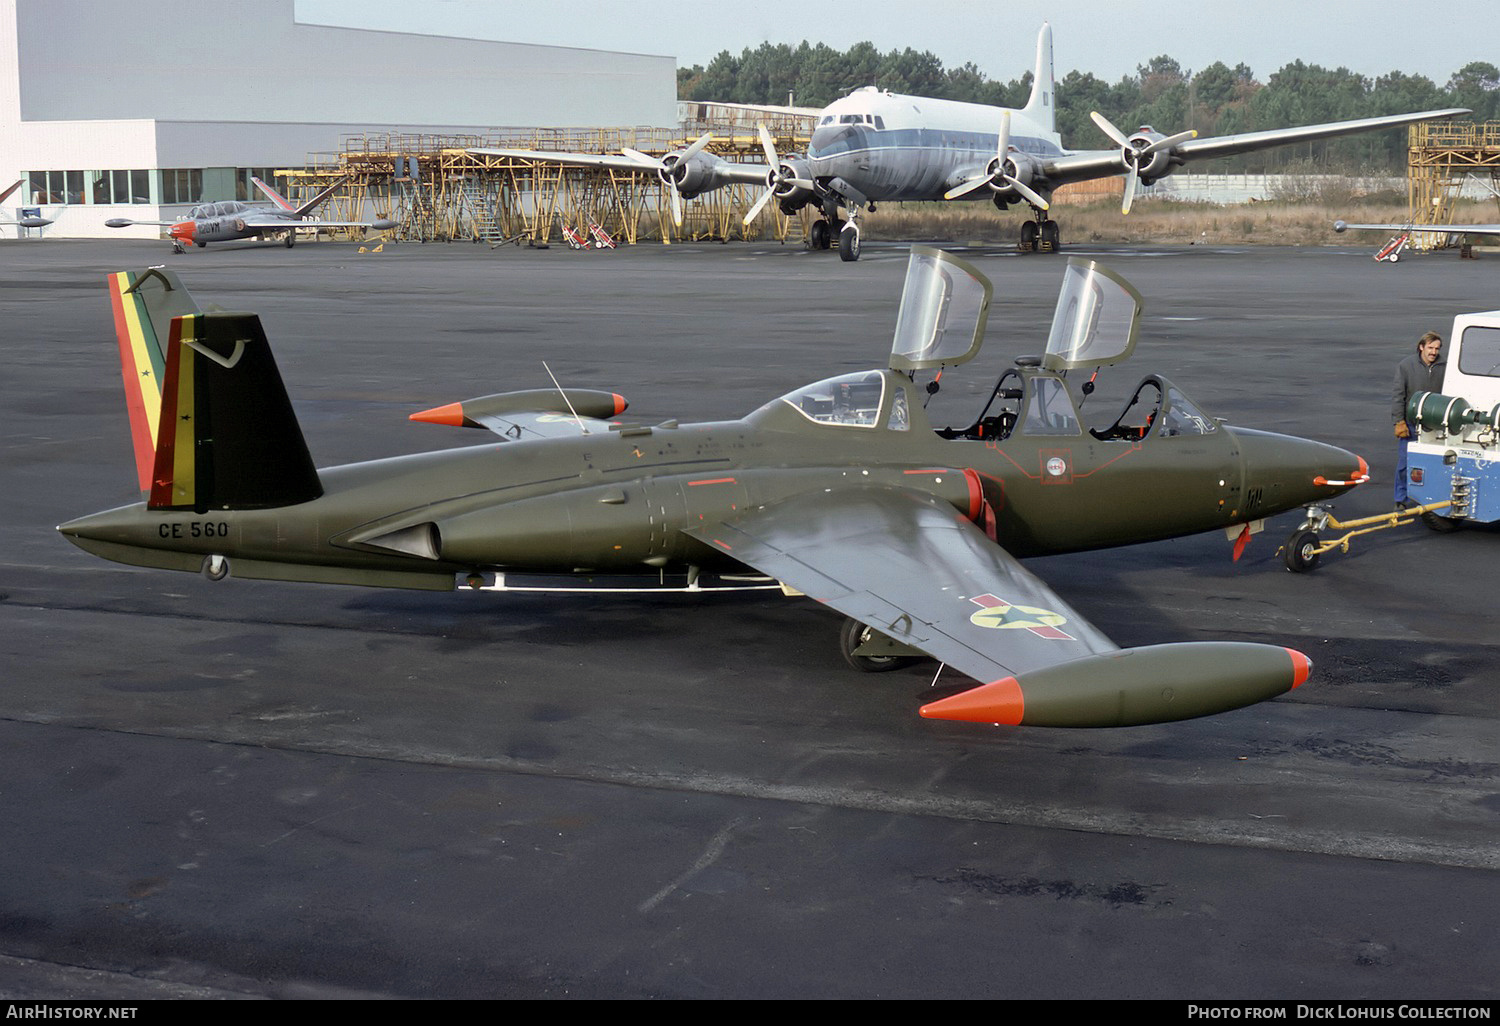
[678,43,1500,171]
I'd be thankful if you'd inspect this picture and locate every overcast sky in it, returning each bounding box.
[299,0,1498,87]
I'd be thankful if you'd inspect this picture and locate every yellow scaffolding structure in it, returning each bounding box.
[282,120,817,248]
[1406,121,1500,250]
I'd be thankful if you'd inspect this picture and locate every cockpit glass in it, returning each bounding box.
[1021,377,1082,436]
[1157,387,1217,436]
[889,246,992,371]
[1043,259,1144,371]
[779,371,886,428]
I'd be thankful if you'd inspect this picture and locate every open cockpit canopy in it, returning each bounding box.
[888,246,992,372]
[1041,258,1144,372]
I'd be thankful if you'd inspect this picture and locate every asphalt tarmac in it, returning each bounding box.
[2,235,1497,1000]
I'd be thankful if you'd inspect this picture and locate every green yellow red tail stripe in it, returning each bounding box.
[107,270,168,492]
[148,314,200,509]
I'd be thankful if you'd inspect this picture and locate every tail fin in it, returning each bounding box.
[108,268,201,493]
[251,176,296,212]
[107,268,322,511]
[253,174,349,218]
[1020,22,1055,135]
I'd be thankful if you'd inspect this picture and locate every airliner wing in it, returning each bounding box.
[469,147,770,188]
[1335,220,1500,236]
[1041,108,1470,187]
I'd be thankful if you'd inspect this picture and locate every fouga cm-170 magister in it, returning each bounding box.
[61,250,1369,729]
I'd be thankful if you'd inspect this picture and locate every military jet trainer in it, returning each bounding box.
[61,250,1369,729]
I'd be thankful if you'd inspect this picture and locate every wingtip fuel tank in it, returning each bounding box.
[919,643,1312,728]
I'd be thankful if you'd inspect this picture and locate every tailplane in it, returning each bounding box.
[1020,22,1056,135]
[252,175,349,218]
[107,269,322,512]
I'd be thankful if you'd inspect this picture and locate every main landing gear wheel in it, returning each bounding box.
[1283,529,1322,572]
[839,618,919,673]
[284,233,295,249]
[810,219,832,250]
[1020,220,1039,252]
[839,225,861,262]
[1040,220,1060,252]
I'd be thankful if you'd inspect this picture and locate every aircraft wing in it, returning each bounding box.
[469,147,771,188]
[686,486,1119,683]
[239,213,394,230]
[1042,107,1470,186]
[1334,220,1500,236]
[685,485,1312,727]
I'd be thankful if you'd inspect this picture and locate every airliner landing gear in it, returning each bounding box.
[284,232,295,249]
[1018,206,1060,253]
[810,219,832,250]
[839,221,861,262]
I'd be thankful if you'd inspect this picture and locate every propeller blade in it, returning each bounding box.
[679,132,713,161]
[1006,176,1051,211]
[1143,128,1198,154]
[1090,110,1131,149]
[1121,166,1140,215]
[743,187,774,225]
[757,124,779,167]
[944,176,990,201]
[670,184,683,227]
[996,110,1012,164]
[620,147,661,169]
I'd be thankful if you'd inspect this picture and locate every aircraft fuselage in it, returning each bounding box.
[808,89,1064,204]
[60,366,1362,589]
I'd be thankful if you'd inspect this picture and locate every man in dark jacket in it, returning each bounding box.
[1392,331,1445,508]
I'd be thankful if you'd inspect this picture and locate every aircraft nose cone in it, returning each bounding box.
[1232,427,1367,514]
[169,220,195,242]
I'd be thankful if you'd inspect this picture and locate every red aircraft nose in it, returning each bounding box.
[168,221,196,243]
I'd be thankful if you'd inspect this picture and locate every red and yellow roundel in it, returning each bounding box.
[968,593,1074,640]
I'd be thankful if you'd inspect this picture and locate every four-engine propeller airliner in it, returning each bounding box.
[475,24,1468,261]
[106,175,394,253]
[60,248,1370,730]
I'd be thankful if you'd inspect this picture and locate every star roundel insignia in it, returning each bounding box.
[968,593,1075,640]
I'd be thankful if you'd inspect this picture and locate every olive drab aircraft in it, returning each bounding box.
[105,175,395,253]
[61,249,1371,729]
[472,24,1468,261]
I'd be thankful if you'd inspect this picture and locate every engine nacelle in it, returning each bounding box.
[664,151,724,199]
[1127,127,1178,182]
[769,156,817,212]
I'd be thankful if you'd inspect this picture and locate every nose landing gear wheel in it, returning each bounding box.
[839,224,861,262]
[1283,529,1321,572]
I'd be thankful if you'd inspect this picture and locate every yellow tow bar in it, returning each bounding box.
[1280,501,1457,571]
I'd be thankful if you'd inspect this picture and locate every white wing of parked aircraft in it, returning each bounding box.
[473,23,1469,262]
[0,180,54,232]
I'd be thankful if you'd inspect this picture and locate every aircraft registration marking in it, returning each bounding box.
[968,593,1074,640]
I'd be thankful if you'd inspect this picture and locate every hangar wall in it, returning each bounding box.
[0,0,679,238]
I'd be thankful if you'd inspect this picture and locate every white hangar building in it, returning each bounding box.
[0,0,678,237]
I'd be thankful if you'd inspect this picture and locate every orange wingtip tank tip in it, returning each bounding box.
[919,676,1025,726]
[612,393,627,415]
[409,402,466,426]
[1285,648,1312,690]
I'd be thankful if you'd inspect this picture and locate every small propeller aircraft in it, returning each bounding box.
[105,175,394,253]
[61,249,1370,729]
[473,24,1468,261]
[1334,218,1500,260]
[0,180,54,234]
